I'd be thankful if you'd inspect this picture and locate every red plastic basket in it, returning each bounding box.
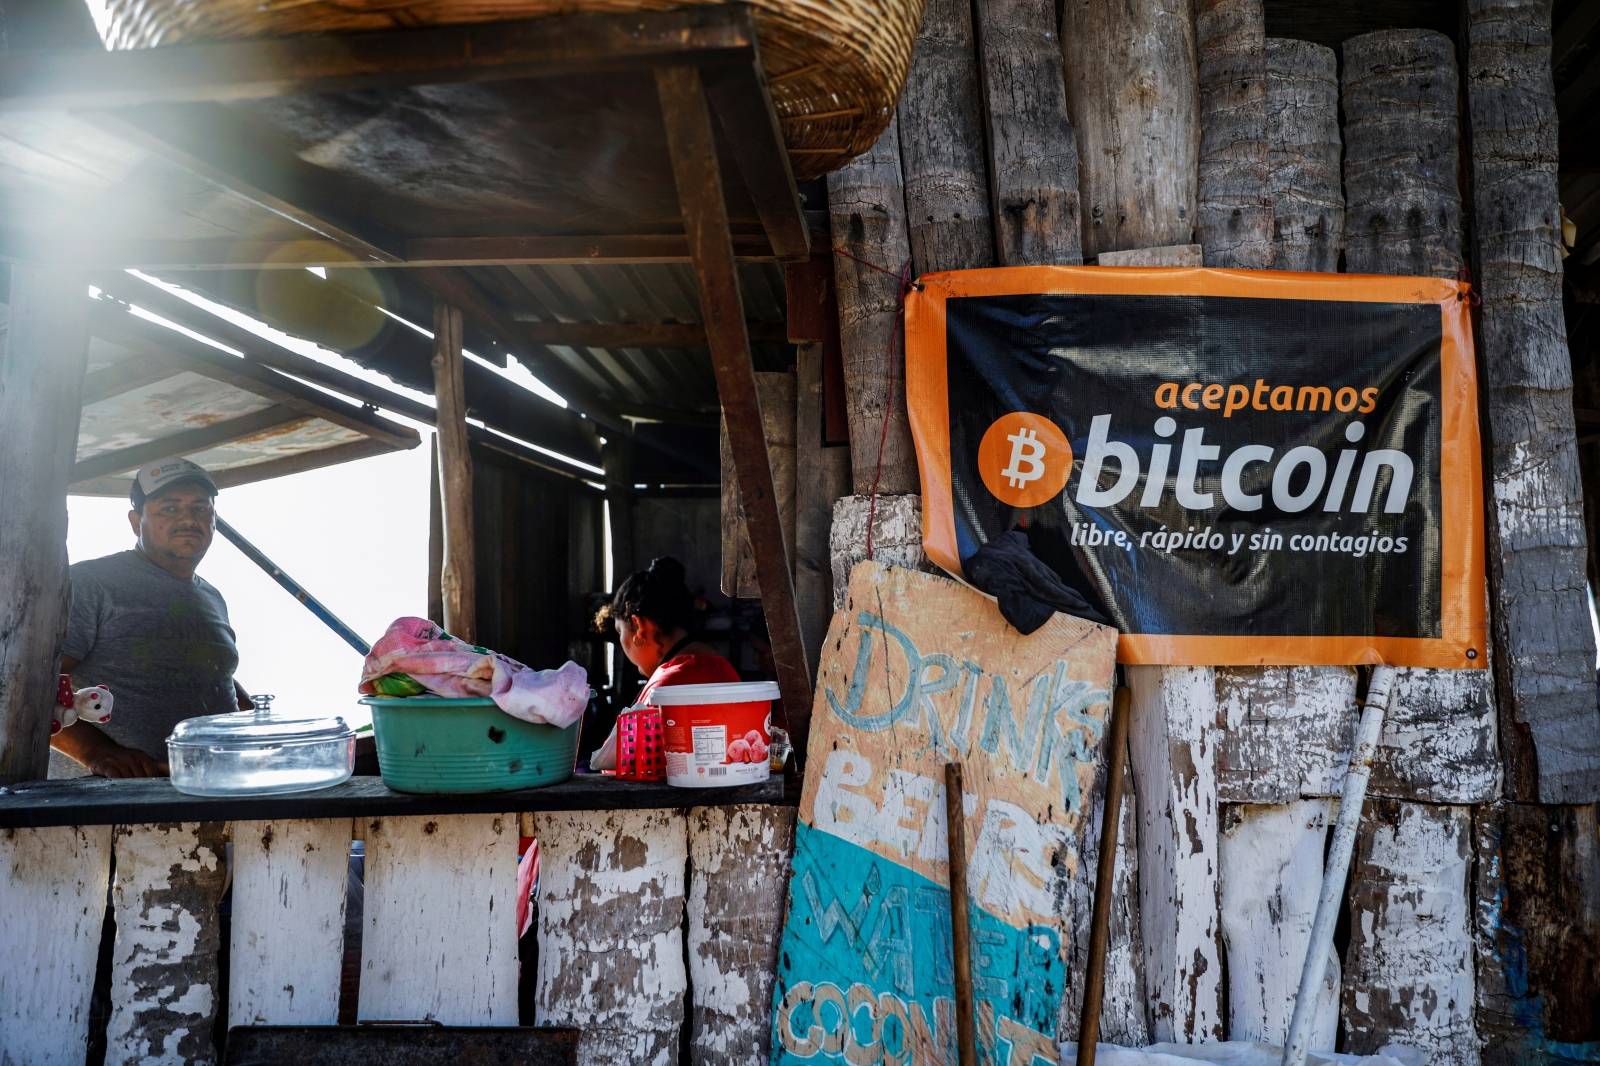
[613,707,664,782]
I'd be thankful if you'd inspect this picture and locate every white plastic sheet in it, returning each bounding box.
[1061,1042,1426,1066]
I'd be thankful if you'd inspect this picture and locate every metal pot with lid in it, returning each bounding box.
[167,694,356,797]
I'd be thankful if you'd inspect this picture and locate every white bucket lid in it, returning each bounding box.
[648,681,780,705]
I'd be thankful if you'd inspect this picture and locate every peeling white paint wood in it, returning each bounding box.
[358,813,516,1025]
[829,493,929,608]
[1062,738,1149,1046]
[1218,801,1338,1048]
[687,804,796,1065]
[1127,665,1223,1044]
[533,808,688,1066]
[1342,800,1480,1066]
[0,825,112,1066]
[105,821,227,1066]
[1215,639,1499,805]
[230,819,349,1027]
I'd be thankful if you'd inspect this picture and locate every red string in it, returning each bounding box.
[833,246,915,560]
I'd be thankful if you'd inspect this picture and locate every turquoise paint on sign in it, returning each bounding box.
[771,823,1064,1065]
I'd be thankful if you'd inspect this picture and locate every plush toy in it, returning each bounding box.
[51,676,113,736]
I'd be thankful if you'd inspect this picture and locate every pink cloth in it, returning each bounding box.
[359,617,590,728]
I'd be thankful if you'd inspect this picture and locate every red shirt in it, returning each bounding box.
[637,648,739,706]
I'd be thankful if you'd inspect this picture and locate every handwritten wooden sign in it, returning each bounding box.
[771,561,1117,1065]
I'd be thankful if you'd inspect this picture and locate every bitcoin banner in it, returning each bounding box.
[905,266,1486,669]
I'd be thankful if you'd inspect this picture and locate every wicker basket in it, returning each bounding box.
[82,0,924,179]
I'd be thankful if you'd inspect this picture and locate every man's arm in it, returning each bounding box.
[50,655,166,779]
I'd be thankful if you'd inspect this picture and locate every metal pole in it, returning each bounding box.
[1281,664,1397,1066]
[1076,686,1132,1066]
[215,516,372,656]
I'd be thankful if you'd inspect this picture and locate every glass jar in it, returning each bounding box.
[167,694,356,797]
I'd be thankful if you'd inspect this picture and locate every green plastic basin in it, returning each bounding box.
[359,696,579,794]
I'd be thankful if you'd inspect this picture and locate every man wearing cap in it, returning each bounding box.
[51,459,249,779]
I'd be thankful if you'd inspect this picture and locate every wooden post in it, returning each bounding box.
[720,372,796,599]
[828,117,917,495]
[1075,687,1132,1064]
[602,430,636,585]
[427,446,444,625]
[974,0,1081,266]
[686,805,795,1065]
[898,0,994,273]
[0,825,113,1065]
[1195,0,1274,269]
[1467,0,1600,803]
[945,762,979,1066]
[1059,0,1198,258]
[430,299,476,643]
[1265,39,1343,272]
[105,822,227,1066]
[656,65,814,745]
[794,342,851,676]
[0,265,90,784]
[1336,34,1485,1059]
[534,809,688,1065]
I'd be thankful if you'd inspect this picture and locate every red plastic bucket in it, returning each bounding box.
[650,681,779,788]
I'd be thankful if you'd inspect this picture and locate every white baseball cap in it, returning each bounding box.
[130,458,217,510]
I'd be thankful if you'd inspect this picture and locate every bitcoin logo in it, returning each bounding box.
[978,413,1072,508]
[1001,428,1047,488]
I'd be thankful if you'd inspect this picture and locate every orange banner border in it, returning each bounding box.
[904,266,1487,670]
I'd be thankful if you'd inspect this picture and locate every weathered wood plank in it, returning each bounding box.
[1059,0,1198,258]
[1215,665,1499,805]
[897,0,994,273]
[533,809,688,1066]
[687,804,796,1065]
[794,343,852,677]
[1196,0,1275,269]
[721,371,797,599]
[1341,30,1464,277]
[975,0,1082,265]
[1467,0,1600,803]
[828,117,917,496]
[1473,801,1600,1065]
[1061,739,1149,1047]
[1265,39,1344,272]
[105,821,227,1066]
[0,266,90,783]
[1219,801,1338,1048]
[1342,800,1479,1066]
[358,813,517,1025]
[828,493,929,608]
[431,299,476,642]
[229,819,349,1027]
[1126,664,1224,1044]
[0,824,113,1066]
[1096,244,1205,267]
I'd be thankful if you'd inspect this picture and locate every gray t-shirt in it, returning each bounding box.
[50,549,240,776]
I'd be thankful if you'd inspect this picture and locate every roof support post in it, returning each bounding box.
[0,266,90,783]
[656,64,815,752]
[431,299,477,643]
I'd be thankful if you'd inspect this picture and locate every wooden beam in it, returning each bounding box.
[0,7,755,111]
[656,64,814,749]
[511,317,788,347]
[432,300,477,642]
[3,232,779,269]
[71,405,305,483]
[702,61,811,262]
[209,438,398,488]
[79,352,184,406]
[0,266,90,783]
